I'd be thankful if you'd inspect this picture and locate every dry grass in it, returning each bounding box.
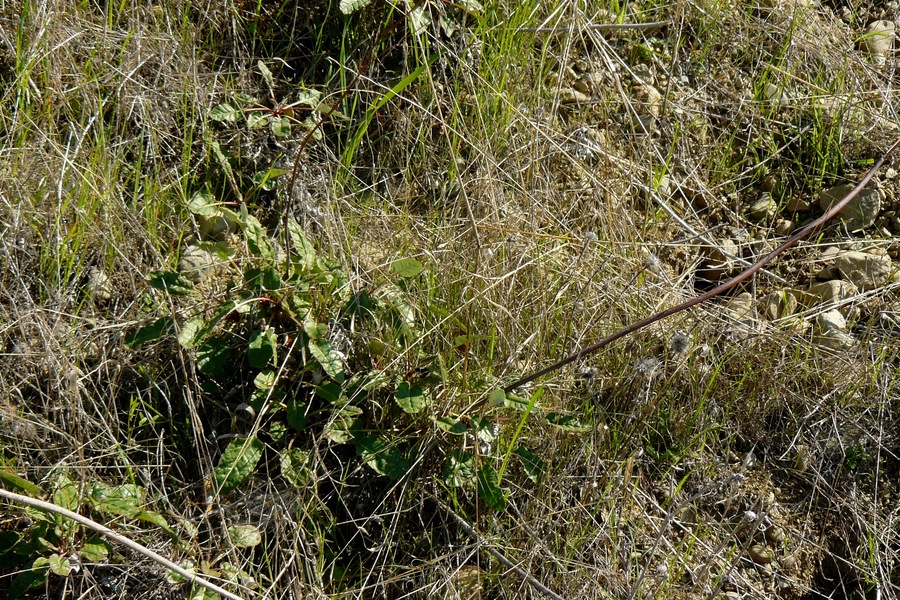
[2,0,900,598]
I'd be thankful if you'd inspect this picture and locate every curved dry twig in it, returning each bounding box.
[0,488,249,600]
[504,137,900,393]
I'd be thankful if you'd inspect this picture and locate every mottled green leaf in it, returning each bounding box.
[178,317,206,349]
[476,464,505,511]
[209,102,242,123]
[309,338,344,381]
[443,451,475,487]
[253,369,276,390]
[80,537,111,562]
[339,0,373,14]
[435,416,468,434]
[9,557,48,599]
[228,525,262,548]
[148,271,194,296]
[214,437,264,493]
[270,116,291,137]
[0,470,42,496]
[247,111,269,129]
[280,448,311,488]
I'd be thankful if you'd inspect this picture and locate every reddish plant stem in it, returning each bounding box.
[504,137,900,393]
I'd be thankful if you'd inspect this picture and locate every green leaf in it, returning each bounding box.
[0,470,42,497]
[209,102,242,123]
[270,116,291,137]
[187,190,220,216]
[458,0,484,13]
[80,537,111,562]
[355,436,409,480]
[476,464,506,511]
[253,369,276,390]
[296,88,322,108]
[197,336,230,376]
[209,139,234,179]
[503,391,532,412]
[471,416,496,444]
[325,414,360,444]
[148,271,195,296]
[9,557,48,599]
[488,388,506,406]
[435,416,468,434]
[257,61,275,89]
[137,510,170,531]
[315,381,344,404]
[280,448,311,488]
[287,220,317,271]
[228,525,262,548]
[546,412,590,433]
[309,338,344,381]
[48,553,72,577]
[247,111,269,129]
[443,451,475,487]
[391,258,424,279]
[286,398,307,429]
[248,328,277,368]
[214,437,264,494]
[339,0,373,14]
[515,446,546,483]
[241,214,275,260]
[252,166,290,191]
[395,381,427,414]
[268,420,287,442]
[178,317,207,349]
[87,483,143,518]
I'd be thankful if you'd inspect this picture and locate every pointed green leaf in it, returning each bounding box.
[435,416,468,434]
[471,416,496,443]
[228,525,262,548]
[392,258,424,279]
[257,61,275,88]
[515,446,546,483]
[309,338,344,381]
[9,557,48,599]
[476,464,506,511]
[241,214,275,260]
[214,437,264,493]
[0,470,42,497]
[488,388,506,406]
[197,336,230,376]
[546,412,590,433]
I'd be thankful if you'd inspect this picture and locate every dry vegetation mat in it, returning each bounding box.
[2,0,900,598]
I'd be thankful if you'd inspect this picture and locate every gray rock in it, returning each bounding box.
[749,192,777,221]
[634,83,663,116]
[701,239,739,281]
[833,250,896,290]
[785,195,812,212]
[815,309,856,349]
[748,544,774,565]
[559,88,591,104]
[87,267,112,303]
[860,20,895,66]
[179,244,224,283]
[808,280,859,308]
[818,184,880,230]
[764,289,799,320]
